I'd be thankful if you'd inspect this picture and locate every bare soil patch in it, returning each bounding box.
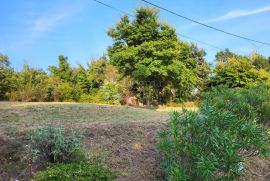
[86,122,166,181]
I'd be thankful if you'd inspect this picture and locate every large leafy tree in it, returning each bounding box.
[208,56,270,88]
[108,7,199,104]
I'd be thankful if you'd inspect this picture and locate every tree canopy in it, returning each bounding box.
[208,55,270,88]
[108,7,207,104]
[0,6,269,105]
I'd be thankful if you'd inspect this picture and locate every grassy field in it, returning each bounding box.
[0,102,168,135]
[0,102,169,180]
[0,102,269,181]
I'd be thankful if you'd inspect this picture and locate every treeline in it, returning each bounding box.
[1,7,270,105]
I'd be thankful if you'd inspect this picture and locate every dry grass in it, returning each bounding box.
[0,102,168,180]
[0,102,168,136]
[0,102,269,181]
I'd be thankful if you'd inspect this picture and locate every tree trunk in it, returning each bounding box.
[158,87,163,105]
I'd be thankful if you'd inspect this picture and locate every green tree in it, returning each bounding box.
[49,55,73,82]
[0,53,10,67]
[98,81,120,104]
[108,7,198,104]
[0,53,14,100]
[215,48,236,62]
[75,65,90,93]
[8,63,49,101]
[190,44,211,93]
[87,55,108,89]
[208,56,270,88]
[250,52,270,71]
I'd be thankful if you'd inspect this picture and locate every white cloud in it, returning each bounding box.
[32,12,70,33]
[180,5,270,30]
[29,5,82,36]
[204,5,270,23]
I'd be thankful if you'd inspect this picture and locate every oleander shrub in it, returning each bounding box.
[28,125,85,163]
[203,84,270,126]
[237,84,270,126]
[158,85,270,180]
[33,161,115,181]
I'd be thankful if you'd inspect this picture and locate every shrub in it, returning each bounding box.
[98,82,120,105]
[158,85,270,180]
[28,125,85,163]
[59,82,75,101]
[79,93,101,103]
[203,84,270,126]
[33,161,115,181]
[8,86,48,102]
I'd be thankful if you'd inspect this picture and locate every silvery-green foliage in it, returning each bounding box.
[28,125,85,163]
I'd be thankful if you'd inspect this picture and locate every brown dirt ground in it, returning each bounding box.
[86,122,166,181]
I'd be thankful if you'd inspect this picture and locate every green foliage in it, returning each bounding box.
[28,125,85,163]
[59,82,76,101]
[215,48,237,62]
[87,56,108,89]
[0,53,10,67]
[204,84,270,125]
[0,54,14,100]
[190,44,211,94]
[7,64,49,101]
[79,82,121,105]
[49,55,73,82]
[108,7,201,104]
[250,52,270,71]
[33,161,115,181]
[158,85,270,180]
[75,65,90,93]
[208,56,270,88]
[99,82,120,104]
[8,85,48,102]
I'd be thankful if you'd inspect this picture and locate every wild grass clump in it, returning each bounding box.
[158,85,270,180]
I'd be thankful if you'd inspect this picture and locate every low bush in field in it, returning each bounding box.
[79,82,121,105]
[158,85,270,180]
[28,126,116,180]
[33,161,115,181]
[28,125,85,163]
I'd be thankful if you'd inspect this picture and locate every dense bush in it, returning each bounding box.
[203,84,270,126]
[8,86,48,102]
[79,82,121,105]
[99,82,120,105]
[28,125,85,163]
[158,85,270,180]
[33,161,115,181]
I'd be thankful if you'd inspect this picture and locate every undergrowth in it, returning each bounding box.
[158,84,270,180]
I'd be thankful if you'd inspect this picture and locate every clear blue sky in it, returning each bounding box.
[1,0,270,70]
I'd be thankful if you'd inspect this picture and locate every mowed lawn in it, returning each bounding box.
[0,102,169,181]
